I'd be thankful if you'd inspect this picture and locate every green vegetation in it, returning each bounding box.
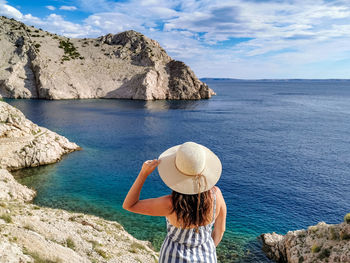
[34,43,41,49]
[311,244,322,253]
[340,231,350,240]
[298,256,304,263]
[128,242,146,253]
[10,236,18,242]
[23,248,61,263]
[61,56,71,61]
[344,213,350,224]
[66,238,76,250]
[308,226,318,233]
[95,248,108,259]
[89,240,108,259]
[24,224,34,231]
[318,248,331,260]
[58,39,82,62]
[0,214,12,223]
[329,226,339,240]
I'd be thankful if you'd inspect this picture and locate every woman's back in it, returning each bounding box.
[159,188,217,263]
[123,142,227,263]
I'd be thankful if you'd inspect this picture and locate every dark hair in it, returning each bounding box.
[171,189,213,230]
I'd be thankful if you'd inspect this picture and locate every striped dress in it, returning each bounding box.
[159,190,217,263]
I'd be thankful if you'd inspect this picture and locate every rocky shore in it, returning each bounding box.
[0,101,80,170]
[261,215,350,263]
[0,101,158,262]
[0,16,214,100]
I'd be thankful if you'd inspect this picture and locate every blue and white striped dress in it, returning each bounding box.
[159,190,217,263]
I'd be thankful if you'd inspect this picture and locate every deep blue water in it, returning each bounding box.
[7,80,350,262]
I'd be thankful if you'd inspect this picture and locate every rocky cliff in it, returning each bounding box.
[261,215,350,263]
[0,101,158,262]
[0,170,158,263]
[0,16,214,100]
[0,101,80,170]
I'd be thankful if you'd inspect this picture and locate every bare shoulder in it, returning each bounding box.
[212,186,224,200]
[212,186,226,212]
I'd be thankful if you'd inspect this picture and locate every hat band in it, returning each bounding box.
[174,160,205,177]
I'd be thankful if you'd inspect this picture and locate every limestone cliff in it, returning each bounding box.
[0,170,158,263]
[0,101,80,170]
[0,101,158,262]
[0,16,214,100]
[261,216,350,263]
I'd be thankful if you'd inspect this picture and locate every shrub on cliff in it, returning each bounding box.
[344,213,350,224]
[311,244,322,253]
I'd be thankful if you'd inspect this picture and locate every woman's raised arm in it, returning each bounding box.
[122,159,172,216]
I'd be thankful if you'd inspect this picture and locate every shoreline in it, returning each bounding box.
[0,100,159,262]
[0,169,158,263]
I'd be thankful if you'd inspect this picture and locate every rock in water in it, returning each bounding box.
[0,16,214,100]
[0,101,80,170]
[261,218,350,263]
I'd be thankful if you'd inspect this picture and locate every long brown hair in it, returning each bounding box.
[171,189,213,229]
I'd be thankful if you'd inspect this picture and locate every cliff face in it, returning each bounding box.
[0,16,214,100]
[0,101,80,170]
[0,101,158,262]
[261,217,350,263]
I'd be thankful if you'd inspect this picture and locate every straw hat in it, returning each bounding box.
[157,142,222,195]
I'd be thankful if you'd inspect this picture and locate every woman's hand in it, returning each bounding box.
[140,159,160,177]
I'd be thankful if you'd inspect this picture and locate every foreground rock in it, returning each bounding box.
[0,16,214,100]
[261,216,350,263]
[0,169,158,263]
[0,101,80,170]
[0,169,35,202]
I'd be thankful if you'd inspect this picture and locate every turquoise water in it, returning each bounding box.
[8,80,350,262]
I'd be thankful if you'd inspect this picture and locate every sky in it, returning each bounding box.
[1,0,350,79]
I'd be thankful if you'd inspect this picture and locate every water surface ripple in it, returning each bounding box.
[8,80,350,262]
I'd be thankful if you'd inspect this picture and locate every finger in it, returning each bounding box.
[151,160,158,166]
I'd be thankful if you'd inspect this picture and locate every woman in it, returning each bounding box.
[123,142,227,262]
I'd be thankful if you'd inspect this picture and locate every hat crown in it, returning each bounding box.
[175,142,206,176]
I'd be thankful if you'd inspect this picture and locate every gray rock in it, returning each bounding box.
[0,16,214,100]
[0,100,158,262]
[0,169,35,202]
[261,220,350,263]
[0,170,158,263]
[0,101,80,170]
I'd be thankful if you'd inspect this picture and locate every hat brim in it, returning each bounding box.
[157,144,222,194]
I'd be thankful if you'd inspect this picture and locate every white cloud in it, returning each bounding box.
[59,6,78,11]
[23,14,44,25]
[2,0,350,78]
[0,3,23,19]
[46,5,56,11]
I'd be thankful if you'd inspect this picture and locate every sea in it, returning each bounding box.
[7,79,350,262]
